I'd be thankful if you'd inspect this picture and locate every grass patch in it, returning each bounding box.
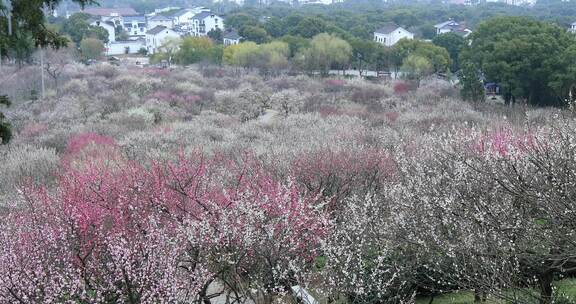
[415,279,576,304]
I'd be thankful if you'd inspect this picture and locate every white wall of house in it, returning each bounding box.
[191,14,224,36]
[570,23,576,33]
[172,10,196,29]
[223,37,240,46]
[146,29,180,55]
[373,28,413,47]
[106,40,146,55]
[435,21,459,35]
[91,21,116,42]
[124,20,147,36]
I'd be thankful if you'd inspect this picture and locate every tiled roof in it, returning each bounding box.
[123,15,146,23]
[150,15,172,21]
[192,11,214,20]
[435,20,459,29]
[375,22,401,34]
[224,30,241,40]
[170,9,191,17]
[147,25,168,35]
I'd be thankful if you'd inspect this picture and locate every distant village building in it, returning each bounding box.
[373,23,414,47]
[148,15,174,29]
[434,20,472,37]
[106,39,146,56]
[191,12,224,36]
[82,6,222,55]
[146,26,180,55]
[569,22,576,34]
[123,16,147,37]
[90,19,116,42]
[223,30,242,45]
[169,9,197,31]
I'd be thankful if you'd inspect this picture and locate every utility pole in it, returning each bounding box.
[6,0,11,36]
[40,47,46,99]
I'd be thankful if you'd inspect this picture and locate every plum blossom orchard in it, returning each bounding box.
[0,65,575,303]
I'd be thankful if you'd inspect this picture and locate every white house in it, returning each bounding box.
[223,30,242,45]
[106,39,146,55]
[123,16,147,37]
[169,9,196,30]
[148,15,173,29]
[373,23,414,47]
[190,12,224,37]
[569,22,576,34]
[435,20,459,35]
[146,26,180,55]
[434,20,472,37]
[90,19,116,42]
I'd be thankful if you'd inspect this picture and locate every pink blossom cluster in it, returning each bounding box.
[472,128,537,157]
[149,91,203,108]
[291,148,397,204]
[20,122,49,138]
[0,139,329,302]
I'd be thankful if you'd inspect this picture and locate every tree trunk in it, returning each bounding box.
[539,271,554,304]
[474,290,486,302]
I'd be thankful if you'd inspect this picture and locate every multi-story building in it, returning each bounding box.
[190,12,224,36]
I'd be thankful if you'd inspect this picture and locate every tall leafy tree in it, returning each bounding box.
[432,32,465,72]
[0,95,11,144]
[296,33,352,75]
[239,25,269,44]
[459,62,485,102]
[394,39,451,74]
[174,36,221,65]
[461,16,576,106]
[79,37,103,60]
[1,0,96,49]
[62,13,109,45]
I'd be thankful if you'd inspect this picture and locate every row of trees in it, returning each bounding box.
[153,32,452,81]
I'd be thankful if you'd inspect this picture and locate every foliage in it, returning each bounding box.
[0,95,11,144]
[239,25,270,44]
[401,55,433,86]
[80,38,104,60]
[432,32,465,72]
[0,0,95,50]
[61,13,109,45]
[289,17,329,38]
[224,41,289,74]
[207,28,223,43]
[174,36,222,65]
[295,33,352,75]
[394,39,451,74]
[462,16,576,106]
[459,62,485,102]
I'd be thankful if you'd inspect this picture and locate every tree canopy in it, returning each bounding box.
[1,0,95,49]
[462,16,576,106]
[62,13,109,45]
